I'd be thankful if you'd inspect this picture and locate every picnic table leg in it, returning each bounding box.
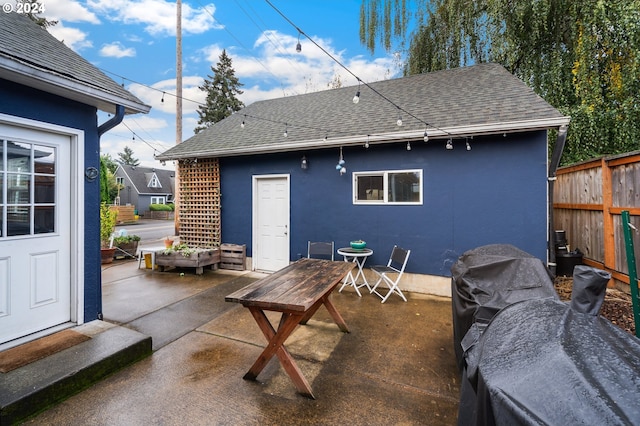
[244,308,316,399]
[298,294,349,333]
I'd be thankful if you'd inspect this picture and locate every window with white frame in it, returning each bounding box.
[150,196,166,205]
[116,176,124,186]
[353,169,422,205]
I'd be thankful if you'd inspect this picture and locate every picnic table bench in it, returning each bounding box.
[225,258,355,399]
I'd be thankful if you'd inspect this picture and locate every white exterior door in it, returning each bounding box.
[0,122,73,345]
[253,175,290,272]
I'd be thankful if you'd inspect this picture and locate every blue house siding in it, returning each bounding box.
[1,79,102,322]
[220,131,549,277]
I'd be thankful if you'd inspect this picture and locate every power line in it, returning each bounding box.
[264,0,451,136]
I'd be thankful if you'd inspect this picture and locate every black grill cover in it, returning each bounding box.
[468,298,640,425]
[451,244,557,371]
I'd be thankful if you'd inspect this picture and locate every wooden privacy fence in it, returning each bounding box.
[554,151,640,290]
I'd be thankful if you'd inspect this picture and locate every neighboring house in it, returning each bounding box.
[114,164,175,213]
[0,13,149,347]
[157,63,569,293]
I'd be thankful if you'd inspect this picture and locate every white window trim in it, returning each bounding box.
[150,196,166,205]
[352,169,423,205]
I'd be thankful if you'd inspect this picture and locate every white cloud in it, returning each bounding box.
[100,42,136,58]
[9,0,101,23]
[47,22,93,51]
[128,77,205,116]
[194,30,399,106]
[86,0,221,36]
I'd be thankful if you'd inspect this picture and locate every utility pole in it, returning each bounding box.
[174,0,182,236]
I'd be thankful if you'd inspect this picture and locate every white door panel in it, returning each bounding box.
[253,176,290,272]
[0,123,71,344]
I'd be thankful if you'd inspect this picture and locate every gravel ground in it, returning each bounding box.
[554,276,636,336]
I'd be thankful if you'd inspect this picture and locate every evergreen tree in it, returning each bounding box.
[195,50,244,133]
[117,146,140,166]
[359,0,640,165]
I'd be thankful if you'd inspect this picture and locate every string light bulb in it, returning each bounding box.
[241,115,245,128]
[161,91,165,103]
[466,141,472,151]
[406,141,411,151]
[364,135,369,148]
[446,139,453,150]
[296,33,302,53]
[283,123,288,138]
[396,112,403,126]
[353,80,361,104]
[423,130,429,142]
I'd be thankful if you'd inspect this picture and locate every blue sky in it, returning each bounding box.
[29,0,406,167]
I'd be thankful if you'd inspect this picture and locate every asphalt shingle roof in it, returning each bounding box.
[117,165,175,195]
[0,12,149,114]
[157,63,568,160]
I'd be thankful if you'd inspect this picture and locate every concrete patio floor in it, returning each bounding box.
[24,259,460,425]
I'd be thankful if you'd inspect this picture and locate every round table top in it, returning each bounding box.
[337,247,373,256]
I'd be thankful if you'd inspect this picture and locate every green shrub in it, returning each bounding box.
[149,203,173,211]
[113,235,141,244]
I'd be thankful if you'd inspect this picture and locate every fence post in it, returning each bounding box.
[620,210,640,337]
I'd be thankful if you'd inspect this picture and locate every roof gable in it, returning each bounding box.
[0,13,149,115]
[117,165,175,195]
[157,63,569,160]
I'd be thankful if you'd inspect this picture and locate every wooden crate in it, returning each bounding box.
[155,248,221,275]
[220,243,246,270]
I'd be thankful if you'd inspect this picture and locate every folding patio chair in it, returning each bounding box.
[307,241,335,260]
[370,245,411,303]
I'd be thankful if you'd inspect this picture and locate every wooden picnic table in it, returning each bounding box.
[225,257,355,399]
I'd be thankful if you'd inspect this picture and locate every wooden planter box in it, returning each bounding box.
[155,248,221,275]
[114,241,139,259]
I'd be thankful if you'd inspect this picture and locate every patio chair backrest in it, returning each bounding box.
[388,245,410,272]
[308,241,335,261]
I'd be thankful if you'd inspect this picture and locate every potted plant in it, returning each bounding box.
[100,203,118,264]
[113,234,141,259]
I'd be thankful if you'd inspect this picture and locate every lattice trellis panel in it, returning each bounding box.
[176,157,221,248]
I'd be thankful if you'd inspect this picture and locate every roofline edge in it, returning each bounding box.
[156,116,571,161]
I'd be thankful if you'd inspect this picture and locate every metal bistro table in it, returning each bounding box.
[225,258,355,399]
[337,247,373,296]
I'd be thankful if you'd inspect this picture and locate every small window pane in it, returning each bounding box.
[8,174,31,204]
[7,206,30,236]
[0,141,4,170]
[35,206,55,234]
[357,175,384,201]
[7,141,31,172]
[34,145,55,174]
[35,175,55,203]
[388,172,421,202]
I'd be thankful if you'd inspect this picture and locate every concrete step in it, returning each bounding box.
[0,322,151,425]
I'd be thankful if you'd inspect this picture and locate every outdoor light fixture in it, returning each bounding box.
[423,130,429,142]
[301,155,308,170]
[296,33,302,53]
[353,80,361,104]
[446,139,453,150]
[336,147,346,175]
[466,141,472,151]
[406,141,411,151]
